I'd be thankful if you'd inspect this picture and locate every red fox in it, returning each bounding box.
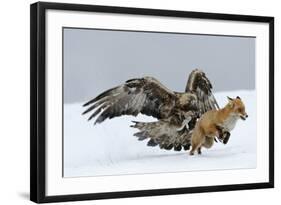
[190,96,248,155]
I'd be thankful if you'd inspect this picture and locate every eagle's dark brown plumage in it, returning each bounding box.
[82,69,219,151]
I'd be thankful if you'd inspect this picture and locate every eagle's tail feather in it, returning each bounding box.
[131,120,192,151]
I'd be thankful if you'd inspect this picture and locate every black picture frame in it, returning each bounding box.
[30,1,274,203]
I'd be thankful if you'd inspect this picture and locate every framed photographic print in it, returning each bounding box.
[30,2,274,203]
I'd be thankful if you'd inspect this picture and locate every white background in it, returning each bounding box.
[0,0,278,204]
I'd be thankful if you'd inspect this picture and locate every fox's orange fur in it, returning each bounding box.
[190,96,248,155]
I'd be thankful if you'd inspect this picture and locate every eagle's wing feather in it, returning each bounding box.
[82,77,176,124]
[185,69,219,115]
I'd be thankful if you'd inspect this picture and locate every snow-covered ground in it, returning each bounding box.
[63,90,256,177]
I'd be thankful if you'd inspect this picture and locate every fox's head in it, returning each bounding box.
[226,96,248,120]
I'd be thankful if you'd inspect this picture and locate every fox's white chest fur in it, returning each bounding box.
[220,115,239,132]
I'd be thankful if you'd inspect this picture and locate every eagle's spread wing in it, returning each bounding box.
[185,69,219,114]
[82,77,176,124]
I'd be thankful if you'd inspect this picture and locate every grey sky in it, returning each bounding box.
[63,28,255,103]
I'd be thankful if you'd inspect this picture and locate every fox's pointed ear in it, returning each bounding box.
[236,96,241,99]
[227,96,234,101]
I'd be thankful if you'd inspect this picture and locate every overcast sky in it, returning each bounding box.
[63,28,255,103]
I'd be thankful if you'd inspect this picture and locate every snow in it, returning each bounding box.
[63,90,256,177]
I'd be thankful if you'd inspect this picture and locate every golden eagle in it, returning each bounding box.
[82,69,219,151]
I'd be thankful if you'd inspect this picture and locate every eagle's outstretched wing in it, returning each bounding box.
[185,69,219,114]
[82,77,176,124]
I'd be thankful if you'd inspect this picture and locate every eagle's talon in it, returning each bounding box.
[177,118,191,132]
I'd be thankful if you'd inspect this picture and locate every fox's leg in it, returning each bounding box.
[222,132,231,144]
[203,136,214,148]
[190,135,203,155]
[190,143,201,155]
[216,129,231,144]
[197,146,202,155]
[215,125,224,143]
